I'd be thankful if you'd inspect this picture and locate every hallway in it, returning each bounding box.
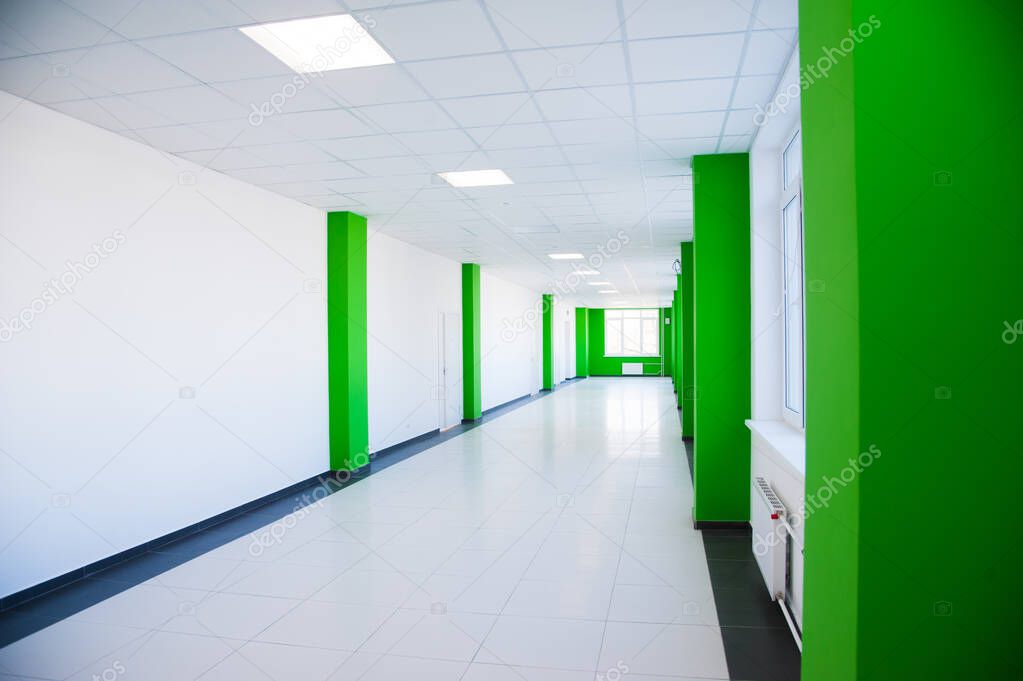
[0,378,763,681]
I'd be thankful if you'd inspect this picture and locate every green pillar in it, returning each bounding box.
[691,154,751,524]
[574,307,589,377]
[461,263,481,421]
[800,3,1020,679]
[662,305,673,379]
[672,282,682,395]
[680,242,695,437]
[541,294,554,390]
[327,211,369,472]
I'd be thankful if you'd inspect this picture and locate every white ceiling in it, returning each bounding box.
[0,0,797,306]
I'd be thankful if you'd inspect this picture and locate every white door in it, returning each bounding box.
[439,311,462,429]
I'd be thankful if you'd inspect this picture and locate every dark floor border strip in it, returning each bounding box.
[684,440,801,680]
[0,378,577,647]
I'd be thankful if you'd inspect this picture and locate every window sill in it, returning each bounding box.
[746,419,805,480]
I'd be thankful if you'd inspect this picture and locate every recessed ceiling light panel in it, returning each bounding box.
[240,14,394,73]
[587,281,612,286]
[547,253,585,260]
[598,289,618,294]
[437,169,513,187]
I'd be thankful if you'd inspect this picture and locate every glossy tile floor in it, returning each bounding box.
[0,378,734,681]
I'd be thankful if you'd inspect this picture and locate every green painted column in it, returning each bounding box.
[574,307,589,377]
[800,3,1020,679]
[461,263,481,421]
[672,282,682,396]
[541,294,554,390]
[680,242,695,437]
[691,154,751,524]
[326,211,369,472]
[662,305,673,379]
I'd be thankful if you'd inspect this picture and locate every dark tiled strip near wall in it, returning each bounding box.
[0,383,580,648]
[685,439,802,681]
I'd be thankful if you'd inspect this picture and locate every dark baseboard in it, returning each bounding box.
[694,520,751,531]
[0,469,334,612]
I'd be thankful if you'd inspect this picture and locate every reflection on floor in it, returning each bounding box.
[0,378,799,680]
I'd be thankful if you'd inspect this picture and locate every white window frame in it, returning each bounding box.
[781,128,805,429]
[604,309,660,358]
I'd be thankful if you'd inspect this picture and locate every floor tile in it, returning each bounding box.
[477,615,604,671]
[598,621,729,679]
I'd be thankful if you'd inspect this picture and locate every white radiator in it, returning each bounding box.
[751,476,787,599]
[621,363,643,375]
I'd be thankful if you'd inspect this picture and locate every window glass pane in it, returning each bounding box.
[783,195,804,416]
[783,131,802,190]
[606,317,622,355]
[641,318,659,355]
[622,318,642,355]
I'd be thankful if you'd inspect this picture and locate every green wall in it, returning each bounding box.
[575,307,589,377]
[586,308,665,376]
[680,242,695,437]
[461,263,481,421]
[326,211,369,471]
[691,155,751,523]
[800,2,1021,678]
[662,305,673,380]
[541,294,554,390]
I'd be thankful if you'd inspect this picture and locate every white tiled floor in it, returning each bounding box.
[0,378,730,680]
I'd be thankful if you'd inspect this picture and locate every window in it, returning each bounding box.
[605,309,659,357]
[782,130,805,426]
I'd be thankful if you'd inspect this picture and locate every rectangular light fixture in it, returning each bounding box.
[598,289,618,294]
[547,253,584,260]
[438,169,513,187]
[587,281,612,286]
[240,14,394,73]
[572,268,600,275]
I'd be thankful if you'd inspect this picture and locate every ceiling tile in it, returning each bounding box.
[549,118,636,145]
[623,0,752,39]
[731,74,779,109]
[212,76,340,118]
[467,123,557,150]
[629,34,745,82]
[139,28,293,82]
[723,110,757,136]
[316,65,427,106]
[84,0,250,38]
[242,141,335,165]
[485,0,621,49]
[405,54,523,99]
[347,155,431,176]
[438,93,542,128]
[317,134,420,160]
[0,0,116,53]
[133,124,222,152]
[633,79,734,116]
[369,0,502,60]
[70,93,176,129]
[177,146,269,170]
[65,42,198,94]
[231,161,363,184]
[48,98,126,131]
[392,129,478,155]
[739,0,800,31]
[512,43,628,90]
[741,30,796,76]
[125,85,250,124]
[533,86,632,121]
[0,51,114,103]
[636,111,726,139]
[355,100,455,133]
[274,108,375,139]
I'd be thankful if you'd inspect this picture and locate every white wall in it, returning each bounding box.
[552,297,576,383]
[479,271,541,411]
[0,92,328,597]
[748,49,805,628]
[366,231,460,451]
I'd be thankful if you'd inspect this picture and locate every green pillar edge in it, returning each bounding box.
[461,263,482,421]
[541,294,554,390]
[326,211,369,472]
[574,307,589,377]
[680,242,695,437]
[800,2,1020,678]
[691,154,751,523]
[672,283,682,395]
[662,305,673,379]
